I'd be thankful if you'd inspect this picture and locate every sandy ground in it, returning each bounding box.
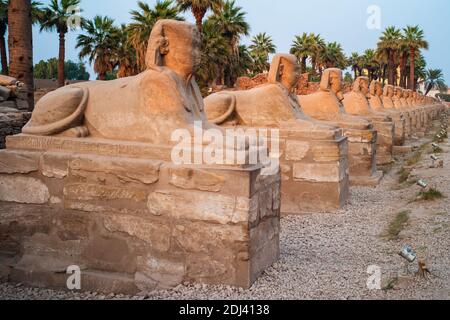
[1,118,449,300]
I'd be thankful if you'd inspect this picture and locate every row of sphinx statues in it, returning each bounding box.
[22,19,445,212]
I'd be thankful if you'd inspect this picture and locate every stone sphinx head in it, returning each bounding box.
[268,53,301,93]
[394,87,403,99]
[146,19,202,79]
[320,68,344,101]
[370,80,383,97]
[353,76,370,97]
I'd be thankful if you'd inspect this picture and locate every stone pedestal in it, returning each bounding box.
[0,134,280,294]
[372,121,395,165]
[276,129,349,214]
[343,128,383,187]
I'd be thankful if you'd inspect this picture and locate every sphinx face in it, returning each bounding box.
[280,58,301,91]
[329,72,343,100]
[165,25,202,74]
[376,84,383,97]
[360,79,370,96]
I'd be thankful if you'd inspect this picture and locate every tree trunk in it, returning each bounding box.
[387,51,394,85]
[0,33,8,74]
[8,0,34,110]
[409,47,415,91]
[98,73,106,81]
[301,56,307,74]
[399,54,406,88]
[58,31,66,87]
[192,6,207,32]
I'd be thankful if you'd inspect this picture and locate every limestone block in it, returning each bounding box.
[172,222,247,254]
[147,190,239,224]
[0,176,49,204]
[40,152,70,179]
[0,150,40,174]
[83,235,136,274]
[64,183,147,202]
[186,252,232,282]
[169,167,225,192]
[69,154,161,185]
[312,143,343,162]
[103,215,171,253]
[293,163,343,183]
[136,255,185,288]
[285,140,309,161]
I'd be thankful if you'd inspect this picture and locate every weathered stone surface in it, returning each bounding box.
[312,143,343,162]
[172,222,247,254]
[83,235,136,274]
[136,255,185,288]
[70,155,161,185]
[293,163,343,182]
[40,152,70,179]
[54,214,90,241]
[186,253,231,281]
[169,167,225,192]
[103,215,171,252]
[0,176,49,204]
[285,140,309,161]
[0,150,40,174]
[148,190,237,224]
[64,183,147,202]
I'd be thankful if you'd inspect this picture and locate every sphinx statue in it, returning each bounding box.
[23,20,218,146]
[298,68,372,130]
[0,20,281,292]
[298,68,381,186]
[342,77,394,165]
[204,54,350,213]
[369,80,405,146]
[343,77,391,122]
[393,87,406,109]
[206,54,339,137]
[381,85,395,109]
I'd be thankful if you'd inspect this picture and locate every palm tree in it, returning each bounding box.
[8,0,34,109]
[176,0,222,32]
[290,33,315,74]
[128,0,183,72]
[76,16,117,80]
[39,0,83,87]
[208,0,249,87]
[424,69,447,96]
[403,25,428,91]
[1,0,42,75]
[309,33,325,76]
[249,32,276,74]
[348,52,363,79]
[115,24,138,78]
[196,18,228,92]
[318,42,346,70]
[377,26,402,85]
[361,49,379,81]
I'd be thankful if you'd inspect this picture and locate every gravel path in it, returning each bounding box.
[1,120,449,300]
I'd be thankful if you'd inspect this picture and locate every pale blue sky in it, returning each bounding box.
[32,0,450,83]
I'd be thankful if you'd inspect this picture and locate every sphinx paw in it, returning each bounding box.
[59,126,89,138]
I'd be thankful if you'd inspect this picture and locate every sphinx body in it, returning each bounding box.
[342,77,395,165]
[298,69,383,185]
[205,54,350,213]
[24,70,213,146]
[369,81,406,146]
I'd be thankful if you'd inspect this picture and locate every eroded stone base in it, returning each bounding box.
[0,135,281,294]
[343,128,379,186]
